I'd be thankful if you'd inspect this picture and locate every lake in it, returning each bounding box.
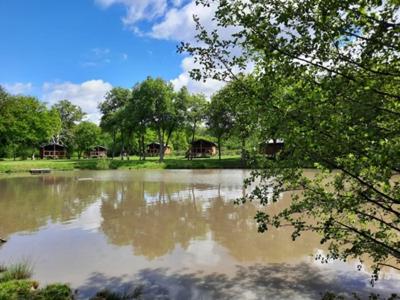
[0,170,399,299]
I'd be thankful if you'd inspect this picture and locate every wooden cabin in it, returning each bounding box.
[259,139,284,157]
[146,143,172,156]
[87,146,107,158]
[188,139,217,158]
[40,143,67,159]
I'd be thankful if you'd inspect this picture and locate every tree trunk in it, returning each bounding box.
[218,136,222,161]
[241,138,246,163]
[112,129,116,160]
[158,129,164,162]
[120,129,125,160]
[191,124,196,144]
[141,134,146,161]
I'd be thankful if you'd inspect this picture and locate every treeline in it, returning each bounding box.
[98,77,261,162]
[0,88,107,160]
[0,77,262,161]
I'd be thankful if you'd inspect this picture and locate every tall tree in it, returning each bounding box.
[1,96,61,159]
[99,87,131,159]
[73,121,101,159]
[180,0,400,277]
[186,92,208,145]
[212,76,259,162]
[131,77,176,162]
[207,93,234,160]
[52,100,85,155]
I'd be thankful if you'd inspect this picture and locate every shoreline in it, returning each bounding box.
[0,156,248,174]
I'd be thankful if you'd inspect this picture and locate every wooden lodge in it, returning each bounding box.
[259,139,284,157]
[87,146,108,158]
[40,143,67,159]
[146,143,172,156]
[187,139,217,158]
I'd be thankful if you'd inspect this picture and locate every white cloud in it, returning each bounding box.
[95,0,169,32]
[150,1,215,42]
[94,0,246,97]
[171,56,225,98]
[42,80,113,123]
[2,82,33,95]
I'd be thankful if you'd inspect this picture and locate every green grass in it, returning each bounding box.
[0,262,33,282]
[0,262,73,300]
[0,155,247,173]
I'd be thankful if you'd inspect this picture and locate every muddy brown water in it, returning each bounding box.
[0,170,398,299]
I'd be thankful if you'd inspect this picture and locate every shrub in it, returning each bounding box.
[95,159,110,170]
[0,279,37,300]
[35,284,74,300]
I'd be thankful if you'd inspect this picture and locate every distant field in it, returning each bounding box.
[0,155,246,173]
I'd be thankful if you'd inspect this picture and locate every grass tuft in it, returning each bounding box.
[0,262,33,282]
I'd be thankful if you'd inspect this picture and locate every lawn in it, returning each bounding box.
[0,155,246,173]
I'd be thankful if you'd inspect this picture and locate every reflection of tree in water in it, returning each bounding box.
[207,193,323,263]
[0,176,100,237]
[99,180,322,263]
[100,181,208,259]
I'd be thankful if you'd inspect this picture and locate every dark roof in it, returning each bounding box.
[147,142,169,147]
[92,145,107,151]
[40,142,66,148]
[190,139,217,147]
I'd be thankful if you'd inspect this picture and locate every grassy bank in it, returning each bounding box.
[0,155,246,173]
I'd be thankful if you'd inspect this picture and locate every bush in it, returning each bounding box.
[35,284,74,300]
[0,279,37,300]
[95,158,110,170]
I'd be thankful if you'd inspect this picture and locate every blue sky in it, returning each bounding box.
[0,0,221,121]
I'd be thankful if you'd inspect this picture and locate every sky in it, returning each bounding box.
[0,0,223,122]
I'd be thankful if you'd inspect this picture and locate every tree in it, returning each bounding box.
[52,100,85,156]
[73,121,101,159]
[99,88,131,159]
[180,0,400,278]
[206,93,234,160]
[212,76,259,162]
[186,92,208,145]
[131,77,176,162]
[0,95,60,159]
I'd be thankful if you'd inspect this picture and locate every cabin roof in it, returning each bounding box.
[147,142,169,147]
[40,142,66,148]
[92,145,107,151]
[190,139,217,147]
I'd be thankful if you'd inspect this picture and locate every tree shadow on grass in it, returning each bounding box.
[76,263,400,300]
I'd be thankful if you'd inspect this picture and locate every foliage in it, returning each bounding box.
[180,0,400,279]
[73,121,101,159]
[0,92,61,159]
[0,262,73,300]
[0,279,38,300]
[52,100,85,154]
[35,284,74,300]
[95,158,111,170]
[99,87,131,159]
[207,92,234,160]
[90,287,142,300]
[185,92,208,144]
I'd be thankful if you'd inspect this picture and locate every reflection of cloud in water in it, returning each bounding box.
[65,201,103,232]
[185,233,221,266]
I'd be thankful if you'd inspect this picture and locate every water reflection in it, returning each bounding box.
[0,175,99,236]
[0,170,398,299]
